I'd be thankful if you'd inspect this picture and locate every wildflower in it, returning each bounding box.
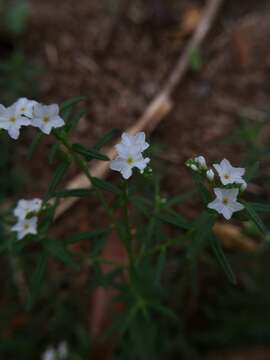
[41,343,68,360]
[213,159,245,186]
[32,103,65,134]
[206,169,215,181]
[208,188,244,220]
[0,103,31,139]
[11,217,38,240]
[41,347,55,360]
[194,155,207,169]
[14,97,38,118]
[14,198,42,220]
[110,132,150,179]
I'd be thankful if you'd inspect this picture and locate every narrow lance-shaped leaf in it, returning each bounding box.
[28,132,44,159]
[52,188,93,199]
[209,233,237,285]
[27,254,47,309]
[91,177,121,195]
[72,143,109,161]
[243,201,266,234]
[60,96,86,113]
[45,160,70,200]
[93,128,120,150]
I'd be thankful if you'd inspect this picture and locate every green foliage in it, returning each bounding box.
[2,97,270,359]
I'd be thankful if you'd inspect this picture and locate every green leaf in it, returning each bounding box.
[131,196,153,217]
[249,202,270,213]
[45,160,70,200]
[65,229,110,243]
[27,254,47,309]
[243,201,266,234]
[72,143,109,161]
[93,128,120,150]
[156,210,191,230]
[65,109,87,134]
[48,143,60,164]
[44,239,79,269]
[28,132,44,159]
[91,177,121,195]
[209,234,237,285]
[60,96,86,113]
[53,188,93,198]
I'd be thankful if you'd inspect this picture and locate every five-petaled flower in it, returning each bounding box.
[32,103,65,134]
[110,132,150,179]
[11,217,38,240]
[12,198,42,240]
[208,188,244,220]
[14,198,42,220]
[0,103,31,139]
[14,97,38,118]
[213,159,246,186]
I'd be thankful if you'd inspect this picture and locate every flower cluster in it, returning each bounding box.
[42,342,68,360]
[0,97,65,140]
[110,132,150,179]
[187,156,246,220]
[11,198,42,240]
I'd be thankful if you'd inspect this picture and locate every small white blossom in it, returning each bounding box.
[14,97,38,118]
[206,169,215,181]
[110,132,150,179]
[0,103,31,139]
[14,198,42,220]
[32,103,65,134]
[208,188,244,220]
[213,159,245,186]
[41,342,68,360]
[195,155,207,169]
[42,347,56,360]
[190,164,198,172]
[11,217,38,240]
[57,341,68,358]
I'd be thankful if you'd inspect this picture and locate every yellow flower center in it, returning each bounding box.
[9,116,16,123]
[43,116,50,123]
[223,197,229,205]
[127,157,134,165]
[224,174,230,180]
[21,107,26,112]
[23,224,29,230]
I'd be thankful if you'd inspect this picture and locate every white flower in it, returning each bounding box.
[206,169,214,181]
[208,188,244,220]
[14,97,38,118]
[41,342,68,360]
[195,155,207,169]
[41,347,56,360]
[213,159,245,186]
[57,341,68,358]
[115,132,149,155]
[110,132,150,179]
[11,217,38,240]
[0,103,31,139]
[14,198,42,220]
[32,103,65,134]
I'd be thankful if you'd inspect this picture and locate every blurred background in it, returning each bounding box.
[2,0,270,359]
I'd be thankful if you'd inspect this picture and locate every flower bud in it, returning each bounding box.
[191,164,198,172]
[195,156,207,169]
[240,181,247,192]
[206,169,214,181]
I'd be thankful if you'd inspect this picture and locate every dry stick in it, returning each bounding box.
[55,0,224,219]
